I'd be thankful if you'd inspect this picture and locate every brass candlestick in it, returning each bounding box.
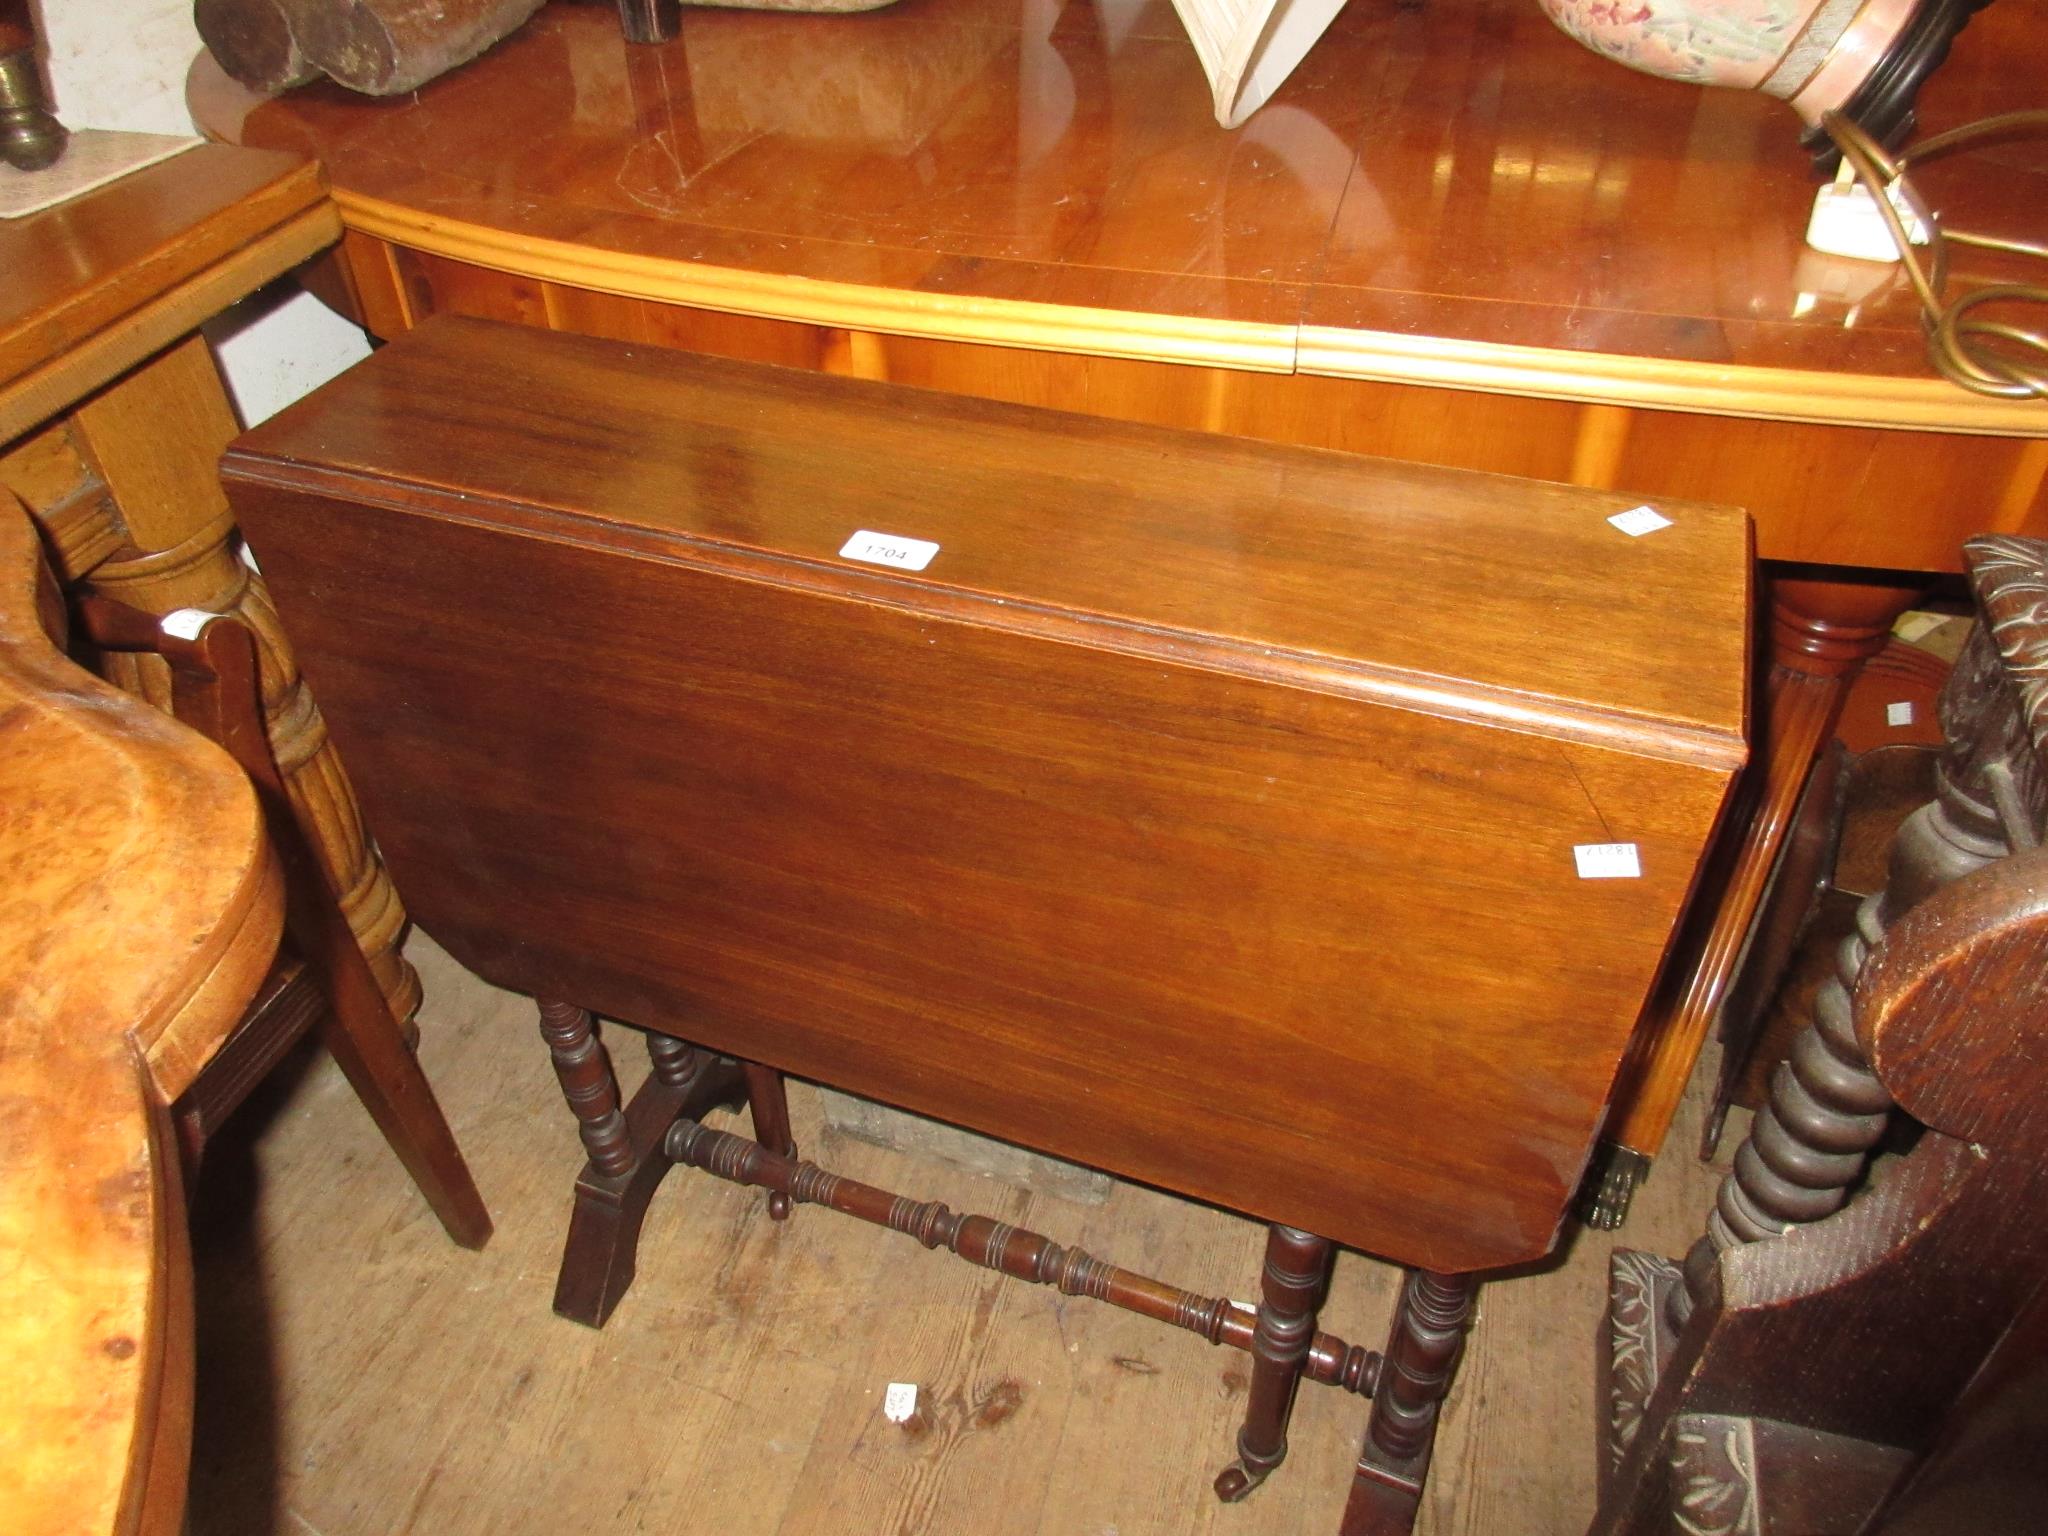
[0,41,67,172]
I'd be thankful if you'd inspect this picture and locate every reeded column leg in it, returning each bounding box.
[741,1061,797,1221]
[615,0,680,42]
[112,595,489,1249]
[64,336,422,1029]
[1214,1225,1333,1501]
[1342,1269,1478,1535]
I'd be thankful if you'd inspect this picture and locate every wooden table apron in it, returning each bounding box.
[220,316,1750,1277]
[187,0,2048,1165]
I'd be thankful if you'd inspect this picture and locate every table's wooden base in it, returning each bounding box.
[540,1002,1477,1534]
[544,1014,746,1328]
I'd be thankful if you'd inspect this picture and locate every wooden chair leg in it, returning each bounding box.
[234,683,491,1248]
[551,1024,745,1327]
[1215,1225,1333,1501]
[310,926,491,1249]
[740,1061,797,1221]
[89,594,491,1250]
[1342,1269,1478,1535]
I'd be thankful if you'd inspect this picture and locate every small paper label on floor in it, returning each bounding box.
[1574,842,1642,879]
[840,530,940,572]
[1607,506,1672,538]
[883,1382,918,1422]
[1887,701,1915,727]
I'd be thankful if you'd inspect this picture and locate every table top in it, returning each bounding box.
[0,507,281,1536]
[0,141,337,442]
[225,316,1747,1270]
[238,315,1751,756]
[189,0,2046,432]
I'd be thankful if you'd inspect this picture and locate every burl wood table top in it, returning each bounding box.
[189,0,2046,432]
[224,316,1749,1274]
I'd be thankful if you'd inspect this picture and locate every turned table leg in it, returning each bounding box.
[1342,1268,1478,1535]
[646,1031,702,1089]
[539,1000,634,1176]
[740,1061,797,1221]
[59,336,421,1028]
[1591,573,1922,1224]
[615,0,680,42]
[550,1018,745,1327]
[1215,1225,1333,1501]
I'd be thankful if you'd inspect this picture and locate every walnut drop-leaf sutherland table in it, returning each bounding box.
[189,0,2047,1212]
[222,315,1750,1530]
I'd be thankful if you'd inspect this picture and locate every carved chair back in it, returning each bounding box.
[1594,532,2048,1536]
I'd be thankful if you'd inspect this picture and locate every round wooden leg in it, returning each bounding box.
[1215,1225,1332,1501]
[539,999,634,1178]
[1600,571,1925,1183]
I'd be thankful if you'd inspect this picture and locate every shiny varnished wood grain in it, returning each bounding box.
[222,317,1748,1273]
[188,0,2048,585]
[184,0,2041,1180]
[0,143,338,443]
[0,505,283,1536]
[0,139,422,1030]
[191,0,2046,434]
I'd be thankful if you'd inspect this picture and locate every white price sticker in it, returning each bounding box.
[1887,701,1915,727]
[839,530,940,572]
[883,1382,918,1423]
[160,608,219,641]
[1574,842,1643,880]
[1607,506,1673,538]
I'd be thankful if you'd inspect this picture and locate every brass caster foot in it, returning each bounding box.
[1576,1142,1650,1230]
[1213,1461,1271,1503]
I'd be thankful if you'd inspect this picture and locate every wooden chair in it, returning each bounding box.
[0,500,283,1535]
[1594,532,2048,1536]
[69,580,492,1250]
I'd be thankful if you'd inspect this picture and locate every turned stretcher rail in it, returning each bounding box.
[666,1118,1382,1395]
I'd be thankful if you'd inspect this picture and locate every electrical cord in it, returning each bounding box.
[1824,108,2048,399]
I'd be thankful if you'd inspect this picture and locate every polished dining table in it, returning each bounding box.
[188,0,2047,1201]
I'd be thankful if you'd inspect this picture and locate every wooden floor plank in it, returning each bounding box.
[186,935,1738,1536]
